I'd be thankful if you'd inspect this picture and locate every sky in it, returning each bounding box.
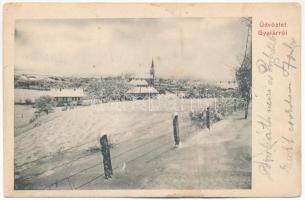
[15,18,250,81]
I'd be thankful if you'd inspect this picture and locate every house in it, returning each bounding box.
[132,59,156,86]
[128,79,149,87]
[126,79,159,99]
[132,74,154,86]
[126,85,159,99]
[50,88,85,106]
[15,74,55,89]
[126,58,159,99]
[14,88,85,106]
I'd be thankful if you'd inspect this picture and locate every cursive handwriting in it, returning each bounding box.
[280,136,294,172]
[256,35,276,74]
[256,31,299,179]
[255,35,277,179]
[273,39,298,77]
[254,115,278,179]
[284,81,294,132]
[279,80,295,172]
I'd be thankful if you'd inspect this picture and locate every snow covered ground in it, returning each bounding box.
[83,107,251,190]
[14,98,251,190]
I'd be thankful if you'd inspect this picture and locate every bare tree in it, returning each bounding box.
[34,95,56,114]
[235,18,252,119]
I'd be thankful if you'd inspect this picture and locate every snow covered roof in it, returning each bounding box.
[128,79,149,86]
[127,86,159,94]
[18,74,55,82]
[133,74,153,79]
[50,89,85,97]
[19,75,28,80]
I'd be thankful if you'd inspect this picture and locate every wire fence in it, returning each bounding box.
[16,97,247,190]
[43,132,176,189]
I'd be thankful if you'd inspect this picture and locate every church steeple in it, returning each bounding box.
[150,58,155,78]
[150,58,155,86]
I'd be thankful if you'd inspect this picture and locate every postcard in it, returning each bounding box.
[3,3,301,197]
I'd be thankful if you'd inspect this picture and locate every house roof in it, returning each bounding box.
[128,79,149,86]
[133,74,153,79]
[50,89,85,97]
[18,74,55,82]
[127,86,159,94]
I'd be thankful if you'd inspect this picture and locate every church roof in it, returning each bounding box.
[133,74,153,79]
[127,86,159,94]
[128,79,149,86]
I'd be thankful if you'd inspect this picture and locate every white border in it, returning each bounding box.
[0,1,304,200]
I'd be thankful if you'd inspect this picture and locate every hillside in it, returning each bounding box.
[14,98,251,189]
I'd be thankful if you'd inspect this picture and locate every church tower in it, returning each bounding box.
[150,58,155,86]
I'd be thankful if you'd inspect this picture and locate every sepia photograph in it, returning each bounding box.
[13,17,252,190]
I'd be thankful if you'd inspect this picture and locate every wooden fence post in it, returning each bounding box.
[173,113,180,146]
[206,107,210,130]
[201,110,205,128]
[100,134,113,179]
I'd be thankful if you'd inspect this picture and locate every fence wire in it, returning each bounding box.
[16,98,246,190]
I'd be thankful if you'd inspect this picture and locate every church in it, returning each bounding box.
[126,59,159,99]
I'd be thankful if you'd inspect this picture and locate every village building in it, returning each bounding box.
[214,80,238,98]
[15,74,55,89]
[126,59,159,99]
[128,79,149,87]
[14,88,85,105]
[126,84,159,99]
[50,88,85,106]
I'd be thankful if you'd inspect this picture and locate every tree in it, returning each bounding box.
[235,18,252,119]
[236,59,251,119]
[34,95,56,114]
[85,79,131,101]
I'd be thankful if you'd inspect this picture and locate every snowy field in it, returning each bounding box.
[14,96,251,190]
